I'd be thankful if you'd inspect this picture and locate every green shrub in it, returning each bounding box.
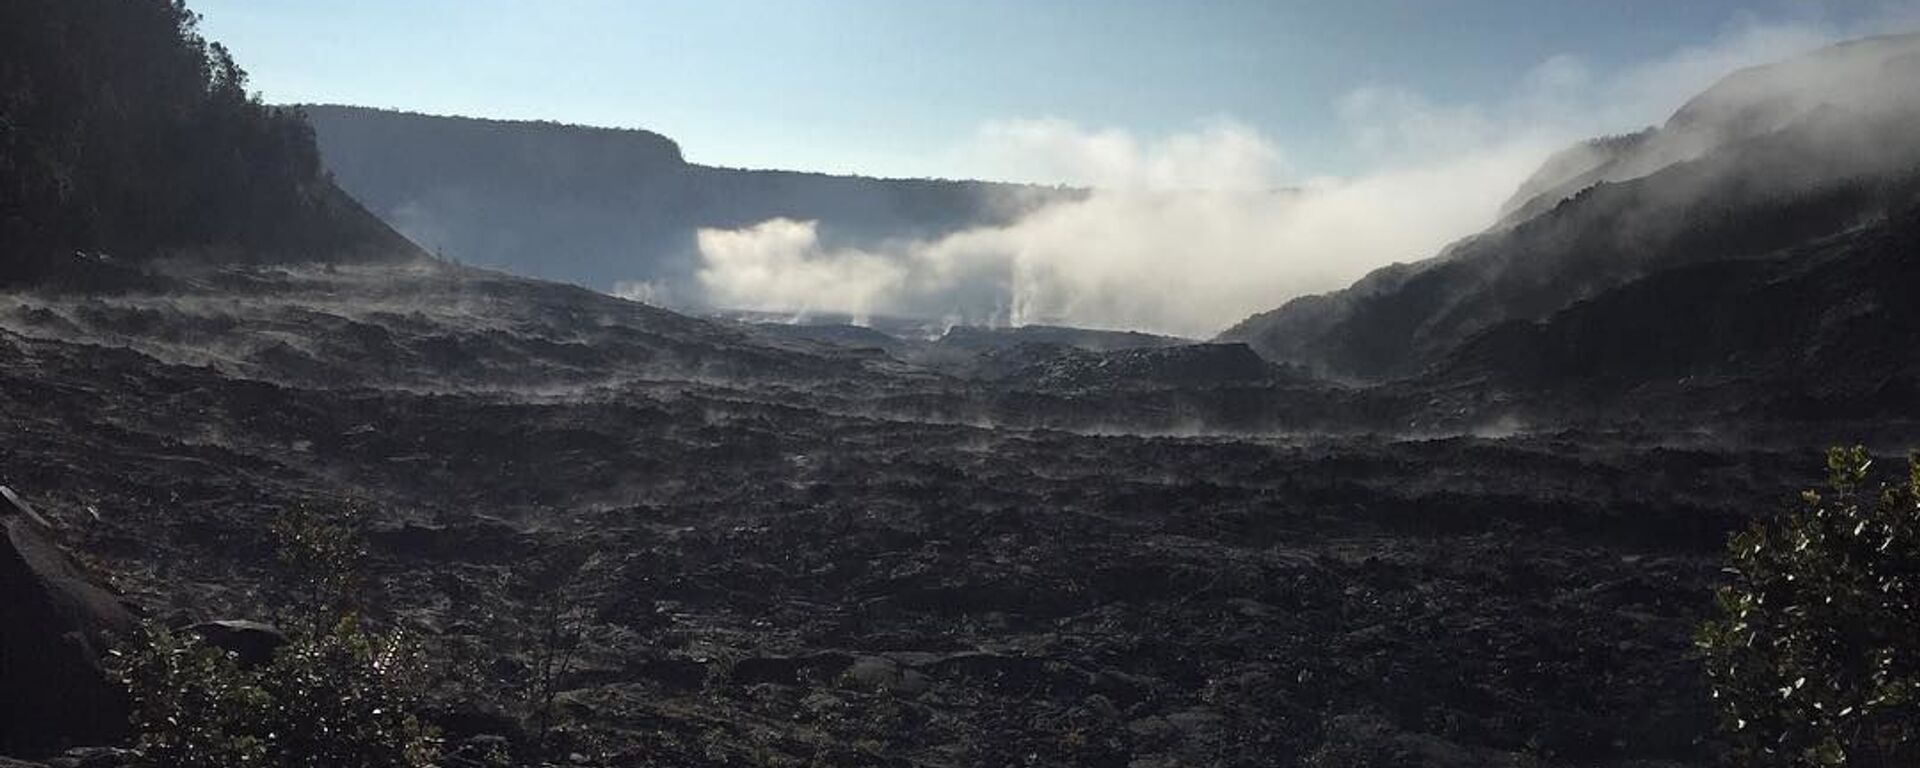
[1697,446,1920,766]
[115,624,271,768]
[117,616,436,768]
[113,505,438,767]
[269,503,369,627]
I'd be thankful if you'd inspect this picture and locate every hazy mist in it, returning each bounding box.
[689,20,1872,337]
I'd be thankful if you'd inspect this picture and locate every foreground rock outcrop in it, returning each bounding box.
[0,492,134,757]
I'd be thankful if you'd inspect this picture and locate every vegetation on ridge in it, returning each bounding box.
[0,0,413,281]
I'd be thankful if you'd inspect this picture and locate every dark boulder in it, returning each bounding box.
[186,620,288,668]
[0,508,135,757]
[424,702,525,744]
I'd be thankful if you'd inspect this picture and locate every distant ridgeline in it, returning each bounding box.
[0,0,419,284]
[298,105,1079,301]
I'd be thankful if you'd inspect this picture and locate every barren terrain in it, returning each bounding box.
[1,261,1880,767]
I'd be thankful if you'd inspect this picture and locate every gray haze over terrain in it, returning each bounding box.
[300,104,1070,314]
[306,16,1913,338]
[690,19,1898,337]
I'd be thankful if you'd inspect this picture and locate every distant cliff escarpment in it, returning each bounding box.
[299,105,1073,302]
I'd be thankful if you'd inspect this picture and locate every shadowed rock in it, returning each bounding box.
[0,498,134,757]
[0,487,51,529]
[187,620,288,668]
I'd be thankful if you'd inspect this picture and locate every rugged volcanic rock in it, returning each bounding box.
[2,258,1902,766]
[985,342,1283,390]
[924,325,1192,355]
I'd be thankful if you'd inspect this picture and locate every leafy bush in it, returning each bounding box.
[1697,446,1920,766]
[113,506,438,767]
[118,617,436,768]
[269,503,369,626]
[116,624,272,767]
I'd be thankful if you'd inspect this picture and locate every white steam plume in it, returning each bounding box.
[691,17,1895,338]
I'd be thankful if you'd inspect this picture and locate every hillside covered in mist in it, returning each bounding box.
[1220,33,1920,396]
[298,105,1075,303]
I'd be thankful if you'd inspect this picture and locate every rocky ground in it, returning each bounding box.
[0,261,1901,766]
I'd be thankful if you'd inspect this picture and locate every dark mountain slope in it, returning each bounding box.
[1505,34,1920,225]
[0,0,419,284]
[1497,130,1651,220]
[1220,34,1920,382]
[1432,203,1920,422]
[299,105,1076,297]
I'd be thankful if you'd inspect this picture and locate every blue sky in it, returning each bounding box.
[193,1,1911,182]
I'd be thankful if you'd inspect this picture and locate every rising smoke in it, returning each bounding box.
[689,18,1894,338]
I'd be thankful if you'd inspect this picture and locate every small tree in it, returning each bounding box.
[511,545,606,759]
[1697,446,1920,766]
